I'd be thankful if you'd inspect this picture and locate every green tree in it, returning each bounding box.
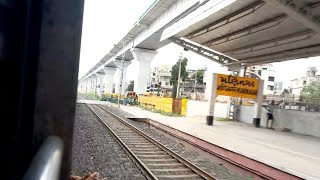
[191,69,204,84]
[170,57,188,98]
[301,81,320,100]
[127,80,134,91]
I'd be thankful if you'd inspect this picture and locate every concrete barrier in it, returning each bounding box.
[239,105,320,137]
[273,109,320,137]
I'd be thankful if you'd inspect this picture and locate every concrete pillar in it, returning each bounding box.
[253,79,264,126]
[81,79,87,93]
[87,77,92,93]
[85,78,89,93]
[114,60,131,94]
[78,81,81,92]
[103,66,117,94]
[131,48,157,95]
[80,79,84,93]
[79,81,82,92]
[89,76,93,93]
[80,80,85,93]
[91,74,97,95]
[207,73,218,125]
[94,75,98,95]
[228,64,242,75]
[95,72,105,96]
[204,64,215,100]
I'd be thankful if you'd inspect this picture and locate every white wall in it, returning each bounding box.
[261,70,275,95]
[273,110,320,137]
[239,106,256,124]
[187,100,228,118]
[239,105,320,137]
[251,64,277,95]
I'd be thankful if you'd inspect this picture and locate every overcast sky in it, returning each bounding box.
[79,0,320,88]
[79,0,155,77]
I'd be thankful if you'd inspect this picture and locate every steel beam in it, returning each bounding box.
[186,0,266,39]
[223,30,315,55]
[263,0,320,34]
[229,44,320,65]
[202,14,287,47]
[169,36,237,64]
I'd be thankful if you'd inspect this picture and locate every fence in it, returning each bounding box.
[280,97,320,112]
[252,94,320,112]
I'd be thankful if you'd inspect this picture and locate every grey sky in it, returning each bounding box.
[79,0,155,77]
[79,1,320,87]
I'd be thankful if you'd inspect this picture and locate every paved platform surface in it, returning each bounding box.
[78,100,320,180]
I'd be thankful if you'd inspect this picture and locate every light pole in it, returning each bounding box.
[176,56,182,98]
[117,43,125,108]
[193,70,197,93]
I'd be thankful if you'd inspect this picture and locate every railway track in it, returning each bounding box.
[86,104,216,180]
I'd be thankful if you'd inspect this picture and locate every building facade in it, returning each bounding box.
[249,64,282,95]
[150,65,172,93]
[290,67,320,99]
[181,70,205,97]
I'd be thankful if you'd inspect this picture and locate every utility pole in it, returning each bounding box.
[193,70,197,93]
[117,43,125,108]
[176,55,182,98]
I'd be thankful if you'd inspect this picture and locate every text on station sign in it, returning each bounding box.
[216,74,259,99]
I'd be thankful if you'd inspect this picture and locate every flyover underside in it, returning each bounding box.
[173,0,320,66]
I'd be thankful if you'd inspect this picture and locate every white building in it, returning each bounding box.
[151,65,172,90]
[290,67,320,98]
[249,64,282,95]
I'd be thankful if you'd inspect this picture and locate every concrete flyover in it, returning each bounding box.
[79,0,320,95]
[78,0,235,95]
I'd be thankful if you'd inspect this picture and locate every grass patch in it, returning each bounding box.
[140,106,182,117]
[79,93,101,100]
[154,109,182,117]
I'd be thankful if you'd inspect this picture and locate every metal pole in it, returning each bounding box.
[240,67,247,105]
[176,56,182,98]
[118,43,125,108]
[23,136,63,180]
[193,70,197,93]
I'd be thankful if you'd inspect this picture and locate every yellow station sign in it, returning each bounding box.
[216,74,259,99]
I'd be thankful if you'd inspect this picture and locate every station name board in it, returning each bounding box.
[216,74,259,99]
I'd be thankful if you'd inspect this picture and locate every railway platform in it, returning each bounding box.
[78,99,320,180]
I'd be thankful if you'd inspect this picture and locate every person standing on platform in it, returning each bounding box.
[264,100,282,129]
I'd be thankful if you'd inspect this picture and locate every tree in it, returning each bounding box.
[127,80,134,91]
[170,57,188,98]
[191,69,204,84]
[301,81,320,100]
[281,88,289,97]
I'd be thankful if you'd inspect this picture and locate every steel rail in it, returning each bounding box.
[95,104,216,180]
[86,104,158,180]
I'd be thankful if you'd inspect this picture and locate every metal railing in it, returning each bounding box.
[277,96,320,112]
[281,101,320,112]
[23,136,64,180]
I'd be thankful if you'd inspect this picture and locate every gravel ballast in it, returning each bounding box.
[72,99,253,180]
[96,104,253,180]
[71,103,145,180]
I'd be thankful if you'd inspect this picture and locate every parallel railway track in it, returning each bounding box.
[86,104,216,180]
